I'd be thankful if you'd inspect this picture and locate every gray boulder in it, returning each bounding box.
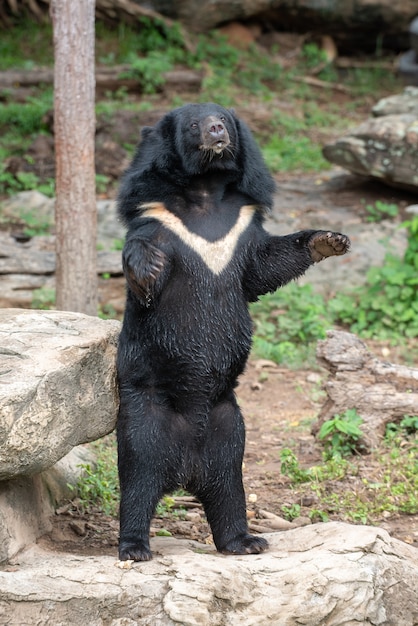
[0,310,120,562]
[372,86,418,116]
[0,309,120,479]
[323,88,418,191]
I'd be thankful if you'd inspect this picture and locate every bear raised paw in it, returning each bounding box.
[116,102,350,561]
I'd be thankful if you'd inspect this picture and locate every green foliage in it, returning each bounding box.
[0,91,53,196]
[95,174,111,195]
[98,303,118,320]
[281,503,301,521]
[31,287,56,310]
[135,17,184,56]
[155,494,186,518]
[250,283,333,367]
[400,415,418,433]
[308,509,330,522]
[280,448,312,483]
[280,424,418,524]
[262,134,329,173]
[318,409,364,459]
[346,66,399,97]
[261,107,341,173]
[111,239,125,251]
[120,51,173,94]
[386,415,418,438]
[0,19,53,69]
[330,216,418,339]
[0,169,34,196]
[365,200,398,222]
[301,43,328,69]
[19,208,53,237]
[71,436,119,517]
[0,92,52,134]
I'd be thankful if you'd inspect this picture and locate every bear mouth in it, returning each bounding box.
[200,139,230,155]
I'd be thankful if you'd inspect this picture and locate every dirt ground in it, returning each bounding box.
[39,355,418,559]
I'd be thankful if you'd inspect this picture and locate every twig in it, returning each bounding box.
[291,75,351,93]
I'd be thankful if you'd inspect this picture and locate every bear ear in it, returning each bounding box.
[234,116,276,212]
[141,126,154,139]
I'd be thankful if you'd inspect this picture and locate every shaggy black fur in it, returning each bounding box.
[116,102,350,561]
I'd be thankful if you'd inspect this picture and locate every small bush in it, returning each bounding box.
[318,409,364,459]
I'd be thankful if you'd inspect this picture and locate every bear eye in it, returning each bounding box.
[190,122,198,129]
[220,116,226,122]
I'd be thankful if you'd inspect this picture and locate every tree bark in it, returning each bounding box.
[51,0,97,316]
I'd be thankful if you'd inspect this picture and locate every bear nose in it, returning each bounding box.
[208,121,226,138]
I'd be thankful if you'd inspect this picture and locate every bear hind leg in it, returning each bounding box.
[195,396,269,555]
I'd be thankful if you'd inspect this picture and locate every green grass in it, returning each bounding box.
[0,19,53,69]
[250,282,334,367]
[280,420,418,524]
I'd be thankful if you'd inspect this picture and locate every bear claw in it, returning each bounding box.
[309,231,350,263]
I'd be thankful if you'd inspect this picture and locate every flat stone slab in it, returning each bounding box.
[1,522,417,626]
[0,309,120,479]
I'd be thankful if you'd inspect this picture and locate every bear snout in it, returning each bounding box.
[201,115,231,152]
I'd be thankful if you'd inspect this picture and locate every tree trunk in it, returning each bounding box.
[51,0,97,316]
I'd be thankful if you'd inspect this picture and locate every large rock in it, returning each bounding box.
[0,309,120,479]
[323,88,418,191]
[323,114,418,190]
[148,0,416,44]
[0,522,417,625]
[372,86,418,117]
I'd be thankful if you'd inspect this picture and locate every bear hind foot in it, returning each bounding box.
[220,534,268,555]
[119,539,153,562]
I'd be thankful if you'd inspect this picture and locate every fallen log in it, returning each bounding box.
[314,330,418,449]
[0,66,203,93]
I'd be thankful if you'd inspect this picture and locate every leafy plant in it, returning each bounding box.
[400,415,418,433]
[301,43,328,69]
[71,436,119,517]
[0,92,52,134]
[281,503,301,521]
[19,207,53,237]
[365,200,398,222]
[309,509,329,522]
[386,415,418,438]
[95,173,111,195]
[31,287,56,310]
[0,19,53,69]
[120,51,173,94]
[318,409,364,459]
[250,283,333,367]
[330,215,418,339]
[280,448,312,483]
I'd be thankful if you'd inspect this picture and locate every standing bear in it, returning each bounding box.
[116,102,350,561]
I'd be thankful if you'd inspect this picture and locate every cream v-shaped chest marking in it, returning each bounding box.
[141,202,256,275]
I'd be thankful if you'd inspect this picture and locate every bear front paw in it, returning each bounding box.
[309,231,350,263]
[123,242,166,305]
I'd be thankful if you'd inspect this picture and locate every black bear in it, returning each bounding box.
[116,102,350,561]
